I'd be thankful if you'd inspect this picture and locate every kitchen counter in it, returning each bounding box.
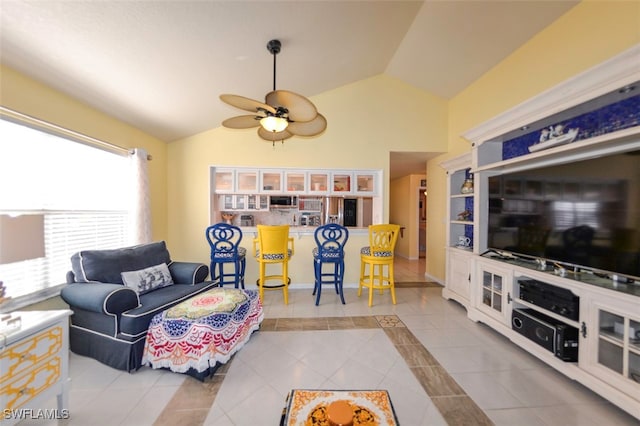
[236,226,373,289]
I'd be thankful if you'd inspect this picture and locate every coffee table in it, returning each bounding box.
[142,287,263,380]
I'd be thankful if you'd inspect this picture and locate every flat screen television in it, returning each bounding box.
[487,149,640,281]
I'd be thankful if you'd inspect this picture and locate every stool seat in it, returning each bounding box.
[358,224,400,307]
[206,223,246,289]
[360,246,393,257]
[312,224,349,306]
[212,247,247,260]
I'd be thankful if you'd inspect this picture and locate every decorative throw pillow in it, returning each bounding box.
[121,263,174,295]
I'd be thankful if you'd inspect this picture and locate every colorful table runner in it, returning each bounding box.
[142,288,263,373]
[281,389,399,426]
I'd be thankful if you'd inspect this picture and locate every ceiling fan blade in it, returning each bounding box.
[220,94,276,114]
[257,127,293,142]
[287,113,327,137]
[221,115,261,129]
[265,90,317,122]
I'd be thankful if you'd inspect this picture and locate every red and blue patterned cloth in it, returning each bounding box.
[142,288,263,373]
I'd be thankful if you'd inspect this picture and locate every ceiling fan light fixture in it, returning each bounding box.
[220,39,326,143]
[260,115,289,132]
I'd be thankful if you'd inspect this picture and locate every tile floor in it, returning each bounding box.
[23,259,639,426]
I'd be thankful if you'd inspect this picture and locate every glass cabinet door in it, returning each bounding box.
[261,171,282,192]
[332,173,352,193]
[285,172,306,193]
[476,261,511,323]
[355,173,375,194]
[237,170,258,193]
[597,309,640,382]
[215,169,234,192]
[309,173,329,193]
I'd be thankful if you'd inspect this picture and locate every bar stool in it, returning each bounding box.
[253,224,294,304]
[312,223,349,305]
[205,223,246,288]
[358,224,400,306]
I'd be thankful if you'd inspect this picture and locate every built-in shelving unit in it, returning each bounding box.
[443,45,640,419]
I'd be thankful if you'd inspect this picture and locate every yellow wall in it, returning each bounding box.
[167,74,448,276]
[0,64,170,243]
[425,1,640,282]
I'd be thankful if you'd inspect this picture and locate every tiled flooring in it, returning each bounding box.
[26,258,638,425]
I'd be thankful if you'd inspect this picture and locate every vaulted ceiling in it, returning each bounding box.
[1,1,578,177]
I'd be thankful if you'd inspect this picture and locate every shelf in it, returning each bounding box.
[516,298,580,328]
[451,193,474,198]
[474,127,640,174]
[451,220,473,225]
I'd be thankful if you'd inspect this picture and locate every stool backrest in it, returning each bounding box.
[368,224,400,255]
[256,224,291,257]
[206,223,243,257]
[314,224,349,257]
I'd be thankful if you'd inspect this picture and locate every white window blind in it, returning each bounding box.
[0,118,131,303]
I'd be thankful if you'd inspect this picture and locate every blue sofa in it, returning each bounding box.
[61,241,217,372]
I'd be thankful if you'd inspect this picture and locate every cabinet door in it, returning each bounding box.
[355,172,376,195]
[214,169,234,193]
[247,195,269,211]
[585,297,640,398]
[446,249,472,302]
[309,172,329,194]
[285,171,306,193]
[260,171,282,192]
[331,172,352,194]
[476,261,512,323]
[237,170,258,193]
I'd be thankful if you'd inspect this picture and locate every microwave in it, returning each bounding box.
[269,196,298,207]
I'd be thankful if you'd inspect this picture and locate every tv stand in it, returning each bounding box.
[447,47,640,419]
[469,256,640,419]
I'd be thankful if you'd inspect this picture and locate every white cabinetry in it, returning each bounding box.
[441,153,475,308]
[444,248,473,305]
[0,310,72,425]
[475,259,512,324]
[585,295,640,400]
[447,47,640,419]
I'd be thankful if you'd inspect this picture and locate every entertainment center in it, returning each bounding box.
[441,45,640,419]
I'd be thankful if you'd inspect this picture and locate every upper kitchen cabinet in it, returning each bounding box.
[236,170,259,193]
[355,172,377,196]
[331,172,352,194]
[285,171,306,194]
[214,168,234,193]
[260,170,283,192]
[308,172,330,194]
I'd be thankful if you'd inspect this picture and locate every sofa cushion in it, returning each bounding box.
[71,241,171,284]
[121,263,174,294]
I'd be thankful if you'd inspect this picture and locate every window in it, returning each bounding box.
[0,118,131,305]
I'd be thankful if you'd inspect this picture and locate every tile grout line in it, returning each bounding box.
[154,314,493,426]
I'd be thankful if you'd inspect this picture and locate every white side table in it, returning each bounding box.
[0,310,72,425]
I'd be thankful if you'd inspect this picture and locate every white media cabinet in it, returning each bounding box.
[442,45,640,419]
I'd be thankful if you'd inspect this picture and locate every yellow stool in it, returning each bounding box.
[358,224,400,307]
[253,224,294,304]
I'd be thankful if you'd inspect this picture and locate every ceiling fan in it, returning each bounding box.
[220,39,327,145]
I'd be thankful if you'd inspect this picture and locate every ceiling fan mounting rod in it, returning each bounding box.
[267,39,281,91]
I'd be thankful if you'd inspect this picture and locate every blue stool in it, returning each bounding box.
[312,224,349,305]
[206,223,246,288]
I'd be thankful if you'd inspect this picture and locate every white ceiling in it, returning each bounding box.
[0,0,578,177]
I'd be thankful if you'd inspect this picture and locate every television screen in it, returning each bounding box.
[487,149,640,280]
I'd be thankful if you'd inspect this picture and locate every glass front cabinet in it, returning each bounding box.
[586,296,640,398]
[475,260,512,323]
